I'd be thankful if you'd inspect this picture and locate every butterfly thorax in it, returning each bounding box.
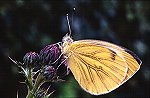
[62,35,73,54]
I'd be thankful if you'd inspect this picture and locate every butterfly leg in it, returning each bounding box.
[56,57,68,70]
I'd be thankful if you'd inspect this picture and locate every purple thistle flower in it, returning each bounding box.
[39,44,69,77]
[39,44,62,66]
[23,52,39,66]
[43,65,56,80]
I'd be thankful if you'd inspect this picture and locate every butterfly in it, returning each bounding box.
[61,34,142,95]
[59,14,142,95]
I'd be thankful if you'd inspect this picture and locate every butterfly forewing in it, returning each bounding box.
[65,40,130,95]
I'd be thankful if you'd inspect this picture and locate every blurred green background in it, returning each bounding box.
[0,0,150,98]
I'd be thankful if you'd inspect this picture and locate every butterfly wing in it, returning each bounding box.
[81,40,142,83]
[64,40,141,95]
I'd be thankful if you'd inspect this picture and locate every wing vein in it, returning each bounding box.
[75,53,120,89]
[71,55,89,88]
[77,52,126,80]
[74,54,99,93]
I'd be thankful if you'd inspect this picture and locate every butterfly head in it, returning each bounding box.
[62,34,73,48]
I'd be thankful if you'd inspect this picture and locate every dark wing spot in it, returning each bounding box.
[110,50,116,60]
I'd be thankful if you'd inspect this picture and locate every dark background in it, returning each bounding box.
[0,0,150,98]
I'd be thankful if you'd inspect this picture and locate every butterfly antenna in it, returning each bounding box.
[71,7,75,32]
[66,14,72,36]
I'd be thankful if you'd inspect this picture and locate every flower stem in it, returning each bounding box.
[28,68,33,90]
[32,73,45,93]
[26,67,34,98]
[26,90,34,98]
[26,73,45,98]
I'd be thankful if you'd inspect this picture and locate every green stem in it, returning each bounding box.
[32,73,45,93]
[26,73,45,98]
[26,67,45,98]
[28,68,33,90]
[26,67,34,98]
[26,90,34,98]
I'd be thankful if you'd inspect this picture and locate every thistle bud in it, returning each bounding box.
[43,65,56,80]
[39,44,68,77]
[23,52,39,67]
[39,44,61,66]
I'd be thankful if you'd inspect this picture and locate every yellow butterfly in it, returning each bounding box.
[61,35,142,95]
[60,15,142,95]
